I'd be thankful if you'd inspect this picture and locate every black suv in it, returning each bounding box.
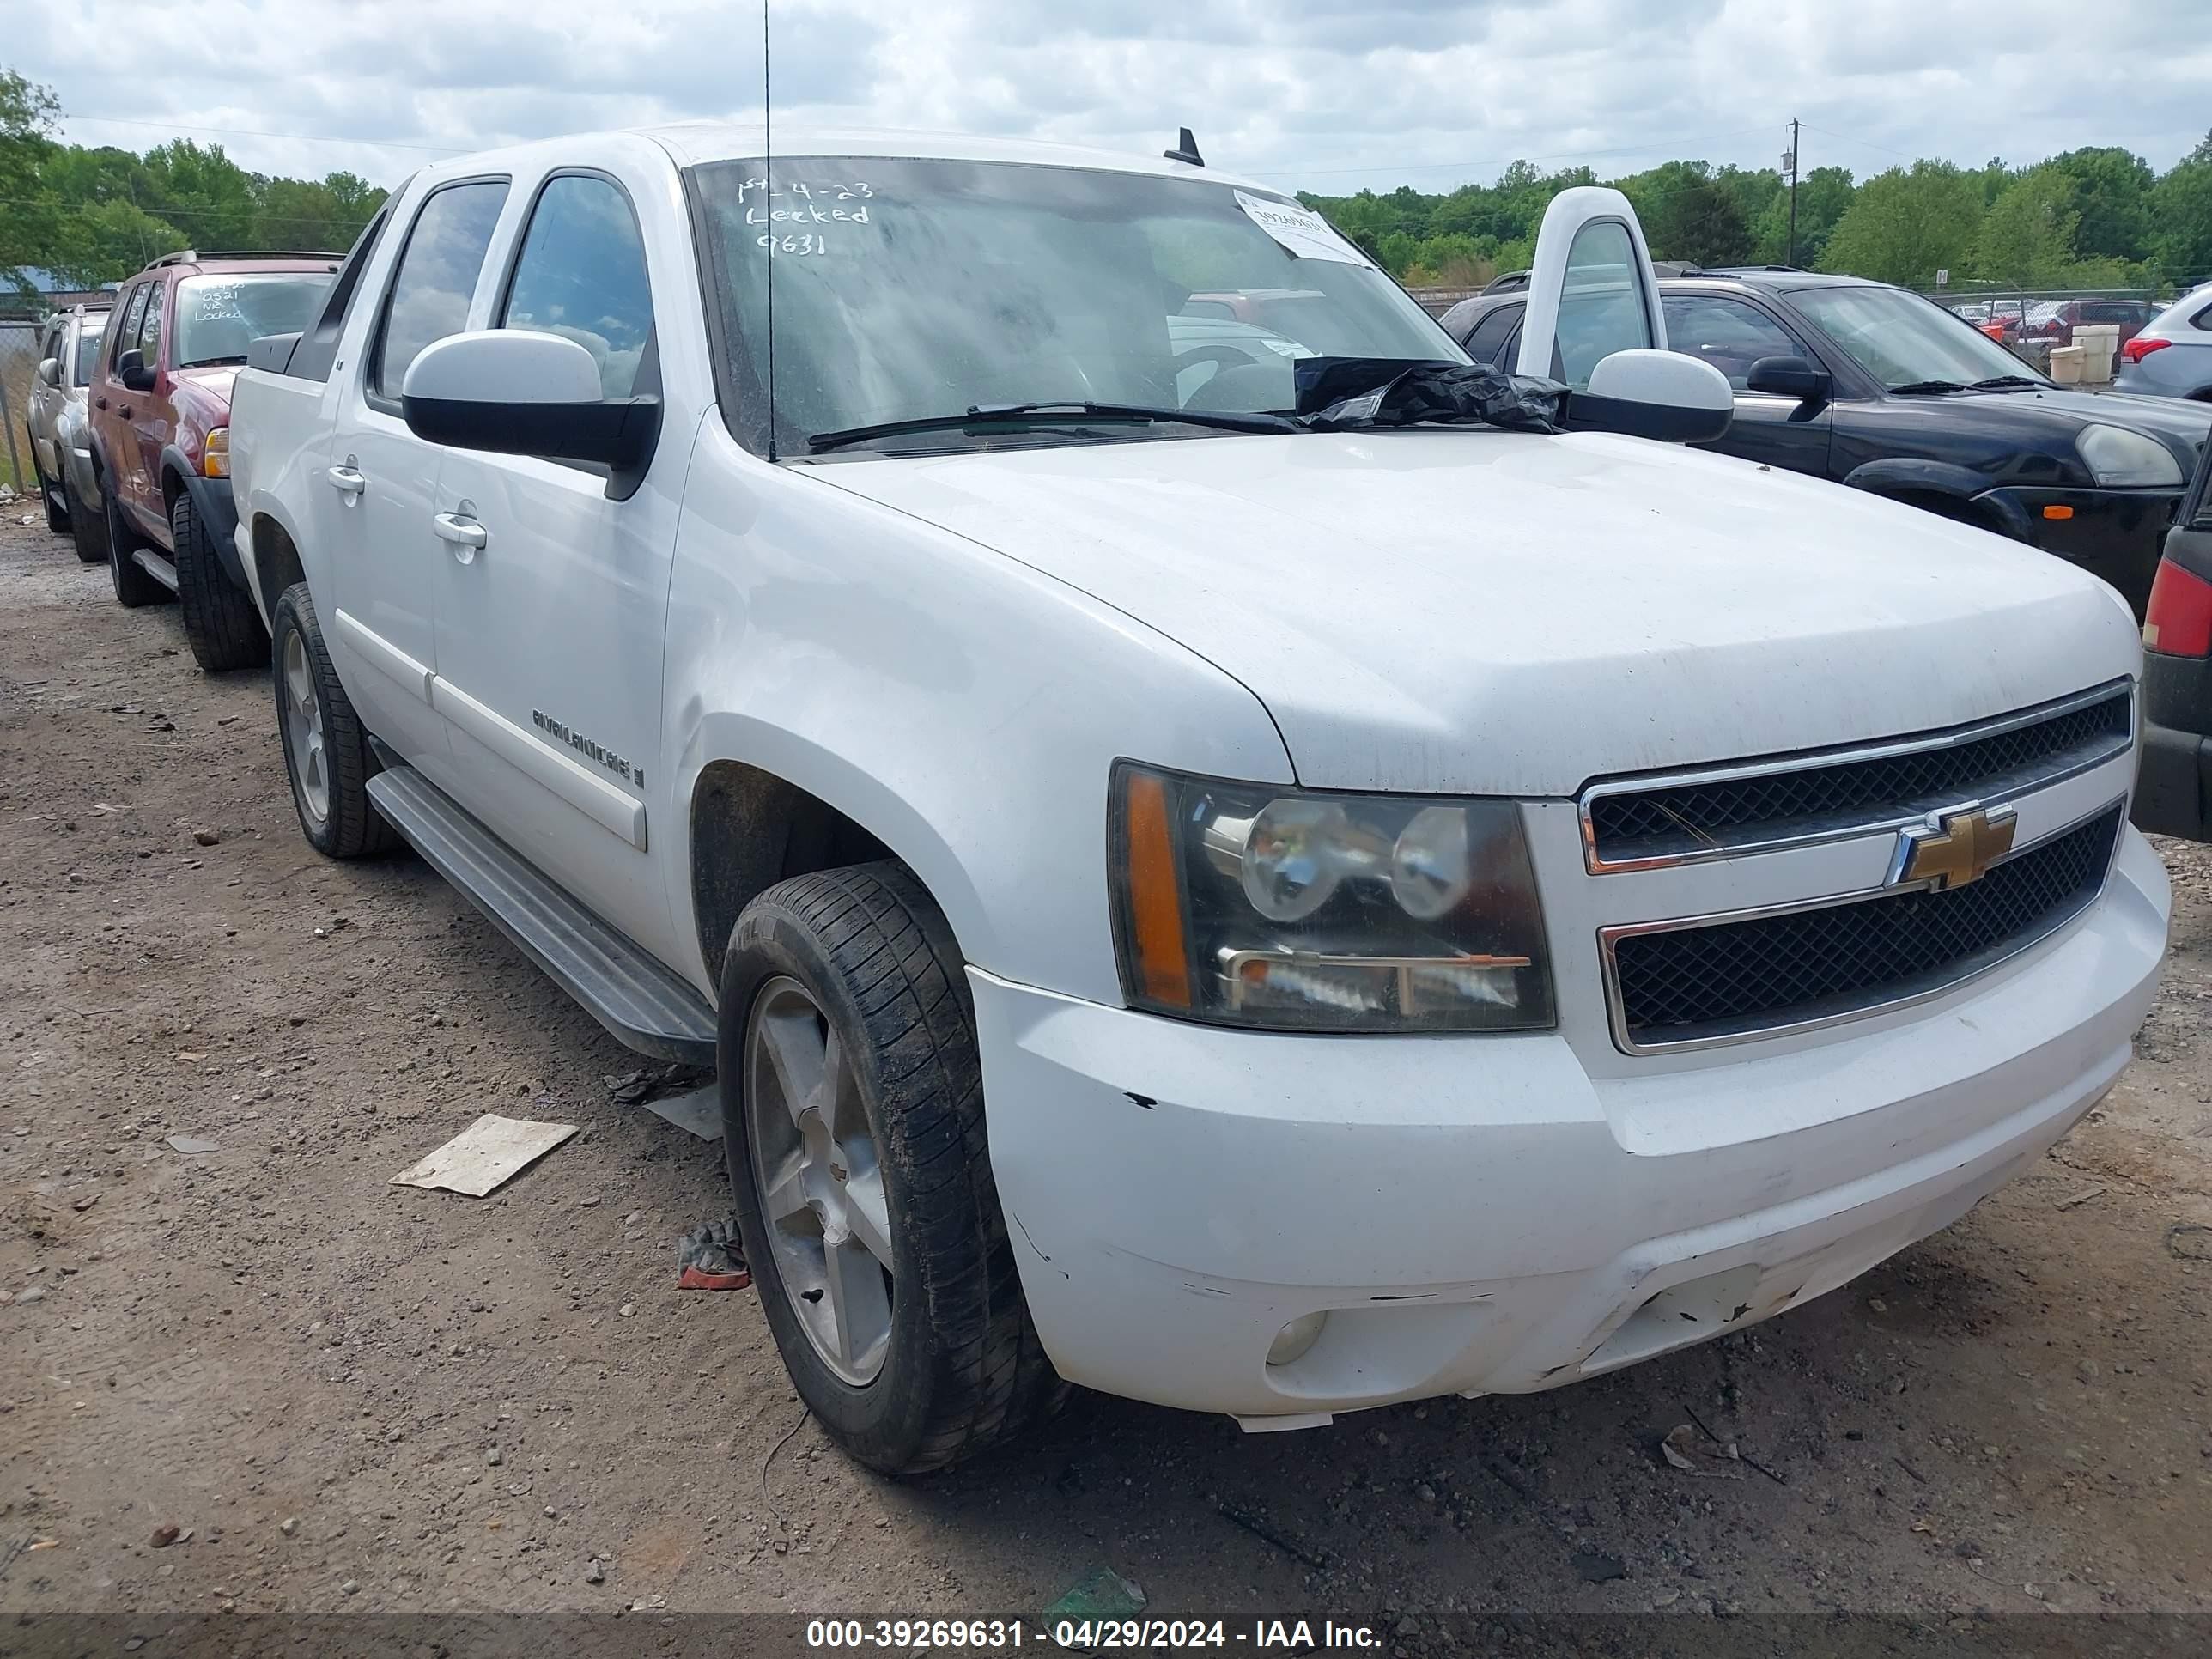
[1442,270,2212,617]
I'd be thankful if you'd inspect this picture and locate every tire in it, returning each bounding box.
[719,862,1066,1474]
[101,470,169,609]
[270,582,398,859]
[30,440,68,535]
[172,489,269,672]
[68,470,107,563]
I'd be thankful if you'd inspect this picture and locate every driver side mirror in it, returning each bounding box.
[37,356,60,388]
[118,348,157,394]
[1747,355,1832,404]
[400,329,659,477]
[1567,349,1734,443]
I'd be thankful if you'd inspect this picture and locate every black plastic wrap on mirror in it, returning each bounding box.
[1292,356,1568,434]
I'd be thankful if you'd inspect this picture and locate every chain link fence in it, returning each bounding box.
[0,319,46,498]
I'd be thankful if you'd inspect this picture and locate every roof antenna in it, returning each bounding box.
[761,0,779,461]
[1163,126,1204,167]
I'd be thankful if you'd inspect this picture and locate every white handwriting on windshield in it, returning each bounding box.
[738,176,876,235]
[757,234,828,256]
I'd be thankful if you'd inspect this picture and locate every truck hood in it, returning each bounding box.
[809,430,2142,795]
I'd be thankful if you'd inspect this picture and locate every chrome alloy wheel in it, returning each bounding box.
[744,977,895,1385]
[282,629,330,824]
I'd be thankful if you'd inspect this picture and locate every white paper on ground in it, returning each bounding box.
[391,1113,579,1197]
[1234,190,1371,266]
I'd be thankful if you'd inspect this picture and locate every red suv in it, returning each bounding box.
[88,249,337,669]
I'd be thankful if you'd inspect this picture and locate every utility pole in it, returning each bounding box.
[1784,118,1801,268]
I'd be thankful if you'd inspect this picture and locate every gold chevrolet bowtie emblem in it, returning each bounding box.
[1893,804,2018,890]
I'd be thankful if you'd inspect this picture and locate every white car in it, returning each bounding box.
[227,126,2168,1474]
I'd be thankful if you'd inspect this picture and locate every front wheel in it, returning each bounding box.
[173,490,269,672]
[720,862,1065,1474]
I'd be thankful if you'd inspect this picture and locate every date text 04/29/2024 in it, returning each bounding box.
[803,1619,1382,1650]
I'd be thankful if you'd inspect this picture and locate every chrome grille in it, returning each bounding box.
[1583,684,2132,871]
[1604,804,2122,1052]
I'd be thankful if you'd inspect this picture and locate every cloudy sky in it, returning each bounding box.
[12,0,2210,197]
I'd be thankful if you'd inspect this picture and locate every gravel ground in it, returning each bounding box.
[2,507,2209,1642]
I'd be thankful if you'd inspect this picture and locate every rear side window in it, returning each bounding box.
[372,179,511,402]
[1462,303,1521,365]
[498,173,654,399]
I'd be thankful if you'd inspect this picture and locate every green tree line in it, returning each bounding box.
[1306,134,2212,293]
[2,70,386,300]
[10,58,2212,302]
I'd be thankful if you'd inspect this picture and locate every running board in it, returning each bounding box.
[133,549,179,592]
[365,761,718,1066]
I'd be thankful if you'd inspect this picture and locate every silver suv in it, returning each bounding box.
[24,302,112,560]
[2115,283,2212,402]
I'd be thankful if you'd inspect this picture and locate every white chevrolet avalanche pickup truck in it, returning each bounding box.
[228,125,2170,1474]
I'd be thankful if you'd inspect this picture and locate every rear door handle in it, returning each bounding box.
[325,464,366,495]
[433,512,489,559]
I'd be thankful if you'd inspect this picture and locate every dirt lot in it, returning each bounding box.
[3,508,2210,1641]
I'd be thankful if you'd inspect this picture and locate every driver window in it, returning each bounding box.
[1659,295,1803,391]
[1554,219,1652,387]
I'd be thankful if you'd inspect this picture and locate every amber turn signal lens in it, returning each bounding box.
[2041,504,2073,520]
[1120,769,1194,1009]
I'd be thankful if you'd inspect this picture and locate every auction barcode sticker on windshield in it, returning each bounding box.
[1234,190,1371,266]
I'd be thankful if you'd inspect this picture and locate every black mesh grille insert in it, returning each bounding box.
[1611,805,2122,1046]
[1589,689,2131,862]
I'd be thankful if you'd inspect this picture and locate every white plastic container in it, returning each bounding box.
[2073,323,2119,383]
[2049,343,2087,385]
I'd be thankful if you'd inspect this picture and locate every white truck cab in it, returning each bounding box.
[228,127,2168,1474]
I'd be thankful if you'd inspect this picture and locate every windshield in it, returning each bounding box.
[694,157,1462,453]
[1794,284,2044,389]
[71,321,106,386]
[173,273,331,368]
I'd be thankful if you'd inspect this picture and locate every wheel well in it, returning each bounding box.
[689,762,894,978]
[161,464,185,514]
[252,516,307,609]
[1889,489,2002,534]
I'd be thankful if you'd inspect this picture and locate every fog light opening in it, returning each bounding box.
[1267,1310,1328,1367]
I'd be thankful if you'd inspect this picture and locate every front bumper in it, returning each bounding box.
[1975,484,2181,618]
[977,829,2168,1421]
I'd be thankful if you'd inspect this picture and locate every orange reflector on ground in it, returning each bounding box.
[1123,771,1193,1008]
[2043,504,2075,520]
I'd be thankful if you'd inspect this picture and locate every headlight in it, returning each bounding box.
[2078,424,2181,488]
[1109,762,1554,1033]
[202,426,229,478]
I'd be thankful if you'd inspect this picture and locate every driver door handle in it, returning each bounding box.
[325,464,366,495]
[433,512,489,555]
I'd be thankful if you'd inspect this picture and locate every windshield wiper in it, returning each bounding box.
[179,356,248,369]
[1889,380,1968,395]
[805,401,1296,453]
[1966,374,2041,391]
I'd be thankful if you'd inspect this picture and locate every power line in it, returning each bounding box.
[59,112,467,155]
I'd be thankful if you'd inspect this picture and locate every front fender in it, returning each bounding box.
[1840,457,2030,538]
[659,419,1294,1006]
